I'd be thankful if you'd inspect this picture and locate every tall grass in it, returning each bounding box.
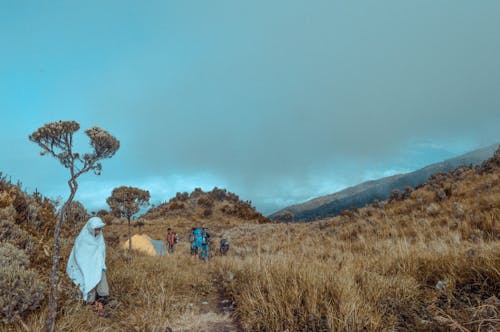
[4,153,499,331]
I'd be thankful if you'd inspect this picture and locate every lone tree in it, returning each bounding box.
[29,121,119,332]
[106,186,150,258]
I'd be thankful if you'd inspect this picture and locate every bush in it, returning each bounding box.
[0,243,45,324]
[197,196,214,208]
[0,219,35,255]
[63,200,89,236]
[203,208,213,217]
[0,243,29,268]
[65,200,88,225]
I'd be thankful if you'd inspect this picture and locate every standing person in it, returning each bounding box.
[166,228,177,253]
[200,227,210,260]
[220,238,230,256]
[66,216,110,317]
[190,228,199,256]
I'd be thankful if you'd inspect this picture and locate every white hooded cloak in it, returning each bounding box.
[66,216,106,301]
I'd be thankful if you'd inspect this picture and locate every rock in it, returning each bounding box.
[202,301,209,305]
[226,271,235,281]
[435,280,448,290]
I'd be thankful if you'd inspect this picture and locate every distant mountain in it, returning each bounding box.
[270,144,499,222]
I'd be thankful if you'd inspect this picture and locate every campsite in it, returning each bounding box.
[1,1,499,331]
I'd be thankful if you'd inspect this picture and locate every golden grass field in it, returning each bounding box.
[2,152,499,331]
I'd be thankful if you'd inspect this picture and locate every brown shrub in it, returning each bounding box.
[169,201,185,211]
[197,196,214,208]
[0,243,45,324]
[203,208,213,217]
[0,242,29,268]
[0,219,35,255]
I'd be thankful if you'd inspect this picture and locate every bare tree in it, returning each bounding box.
[106,186,150,259]
[29,121,119,332]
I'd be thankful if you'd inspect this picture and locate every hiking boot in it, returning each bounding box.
[94,300,111,318]
[96,295,109,305]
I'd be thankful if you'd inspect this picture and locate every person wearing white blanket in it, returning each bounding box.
[66,216,109,305]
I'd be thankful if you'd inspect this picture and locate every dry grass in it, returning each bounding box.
[2,154,499,331]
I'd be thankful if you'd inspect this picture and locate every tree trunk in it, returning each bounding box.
[45,194,74,332]
[44,211,63,332]
[45,178,77,332]
[128,217,132,262]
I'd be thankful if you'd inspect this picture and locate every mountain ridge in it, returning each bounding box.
[270,143,499,221]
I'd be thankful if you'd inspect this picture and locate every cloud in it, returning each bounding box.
[1,1,499,215]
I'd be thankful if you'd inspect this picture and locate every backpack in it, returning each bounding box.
[193,228,203,247]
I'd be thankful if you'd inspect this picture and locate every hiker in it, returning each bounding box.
[200,227,210,260]
[190,228,199,255]
[66,216,110,317]
[166,228,177,253]
[220,238,229,256]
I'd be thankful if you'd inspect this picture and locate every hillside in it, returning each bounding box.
[211,146,499,331]
[142,187,269,225]
[0,147,498,331]
[271,143,499,221]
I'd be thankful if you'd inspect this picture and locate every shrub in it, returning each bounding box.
[0,243,45,324]
[0,206,16,223]
[0,191,13,209]
[12,192,29,225]
[97,209,114,225]
[63,200,89,236]
[174,192,189,201]
[0,219,35,255]
[197,196,214,208]
[169,202,185,210]
[203,208,213,217]
[0,242,29,268]
[208,187,228,201]
[65,200,88,225]
[389,189,402,202]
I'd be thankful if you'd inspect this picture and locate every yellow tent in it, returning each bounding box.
[122,234,166,256]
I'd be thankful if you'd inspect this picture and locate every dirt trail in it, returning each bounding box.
[169,260,239,332]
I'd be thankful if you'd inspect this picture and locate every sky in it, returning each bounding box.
[1,1,499,215]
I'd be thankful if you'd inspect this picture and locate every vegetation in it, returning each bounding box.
[0,243,45,325]
[143,187,269,224]
[29,120,119,332]
[106,186,150,259]
[0,146,498,331]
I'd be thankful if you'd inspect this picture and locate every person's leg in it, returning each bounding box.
[86,288,96,304]
[96,271,110,298]
[201,245,208,260]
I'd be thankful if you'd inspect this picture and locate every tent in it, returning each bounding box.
[122,234,166,256]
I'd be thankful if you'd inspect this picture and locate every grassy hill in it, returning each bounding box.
[271,143,498,221]
[0,147,498,331]
[142,187,269,225]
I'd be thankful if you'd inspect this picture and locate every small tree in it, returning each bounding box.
[106,186,150,259]
[29,121,119,332]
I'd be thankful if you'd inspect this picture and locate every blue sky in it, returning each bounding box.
[1,1,499,214]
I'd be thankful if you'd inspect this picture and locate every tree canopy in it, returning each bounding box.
[107,186,150,220]
[29,121,120,177]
